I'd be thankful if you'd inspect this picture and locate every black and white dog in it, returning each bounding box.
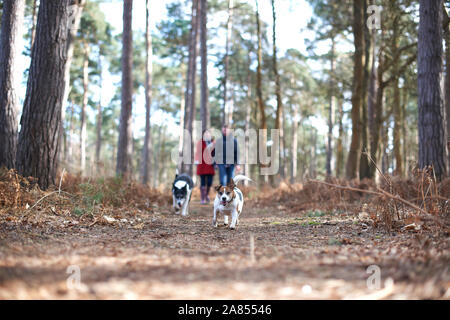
[172,173,194,216]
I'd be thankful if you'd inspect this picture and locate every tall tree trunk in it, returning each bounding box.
[418,0,446,179]
[244,58,252,184]
[223,0,234,126]
[445,23,450,174]
[360,10,373,180]
[116,0,134,178]
[30,0,38,49]
[183,0,199,176]
[255,0,267,182]
[200,0,209,132]
[80,40,90,175]
[336,100,344,178]
[0,0,25,169]
[141,0,153,185]
[95,55,103,168]
[391,14,403,177]
[177,67,186,173]
[60,0,84,163]
[291,102,300,183]
[272,0,284,180]
[326,37,336,177]
[16,0,71,190]
[367,30,378,178]
[346,0,365,180]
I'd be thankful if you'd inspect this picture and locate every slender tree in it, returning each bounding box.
[346,0,365,180]
[60,0,84,162]
[16,0,72,189]
[141,0,153,185]
[326,38,336,177]
[255,0,267,181]
[272,0,285,180]
[116,0,134,177]
[182,0,199,175]
[223,0,234,126]
[199,0,209,133]
[80,40,90,174]
[0,0,25,169]
[417,0,446,179]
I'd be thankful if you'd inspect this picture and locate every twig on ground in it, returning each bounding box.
[309,179,432,217]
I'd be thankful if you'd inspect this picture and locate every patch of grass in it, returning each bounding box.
[328,238,342,246]
[301,220,321,227]
[306,210,327,217]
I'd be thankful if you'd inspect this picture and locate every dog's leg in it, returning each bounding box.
[173,195,180,214]
[181,190,191,217]
[223,214,229,226]
[212,208,218,227]
[230,209,238,230]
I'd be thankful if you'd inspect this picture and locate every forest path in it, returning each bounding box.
[0,196,448,299]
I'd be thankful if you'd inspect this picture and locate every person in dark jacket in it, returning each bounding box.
[195,129,215,204]
[212,124,241,186]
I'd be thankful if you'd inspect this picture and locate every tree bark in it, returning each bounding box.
[326,38,336,177]
[0,0,25,169]
[223,0,234,126]
[291,102,300,183]
[116,0,134,178]
[95,54,103,167]
[255,0,267,182]
[272,0,285,180]
[141,0,153,185]
[60,0,84,163]
[336,100,344,178]
[418,0,446,179]
[445,22,450,174]
[200,0,209,132]
[16,0,71,189]
[30,0,38,49]
[346,0,365,180]
[183,0,199,176]
[80,40,90,175]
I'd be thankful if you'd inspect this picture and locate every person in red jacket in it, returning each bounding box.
[195,129,215,204]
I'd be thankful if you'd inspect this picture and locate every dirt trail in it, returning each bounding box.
[0,196,449,299]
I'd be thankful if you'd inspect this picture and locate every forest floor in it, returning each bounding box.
[0,185,449,299]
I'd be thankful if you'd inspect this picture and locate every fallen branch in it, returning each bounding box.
[309,179,432,216]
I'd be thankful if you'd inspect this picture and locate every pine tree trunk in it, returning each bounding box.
[30,0,38,49]
[418,0,446,179]
[272,0,284,180]
[346,0,365,180]
[16,0,71,189]
[116,0,134,178]
[367,31,378,179]
[0,0,25,169]
[445,25,450,174]
[326,38,336,177]
[291,102,299,183]
[141,0,153,185]
[183,0,199,175]
[80,41,90,175]
[255,0,267,182]
[336,100,344,178]
[359,13,373,180]
[95,55,103,167]
[223,0,234,126]
[200,0,209,132]
[60,0,84,163]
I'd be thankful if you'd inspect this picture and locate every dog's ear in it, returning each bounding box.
[215,185,222,192]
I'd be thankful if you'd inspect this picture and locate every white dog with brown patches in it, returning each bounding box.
[213,175,252,230]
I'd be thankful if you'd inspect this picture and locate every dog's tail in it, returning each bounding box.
[233,175,252,185]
